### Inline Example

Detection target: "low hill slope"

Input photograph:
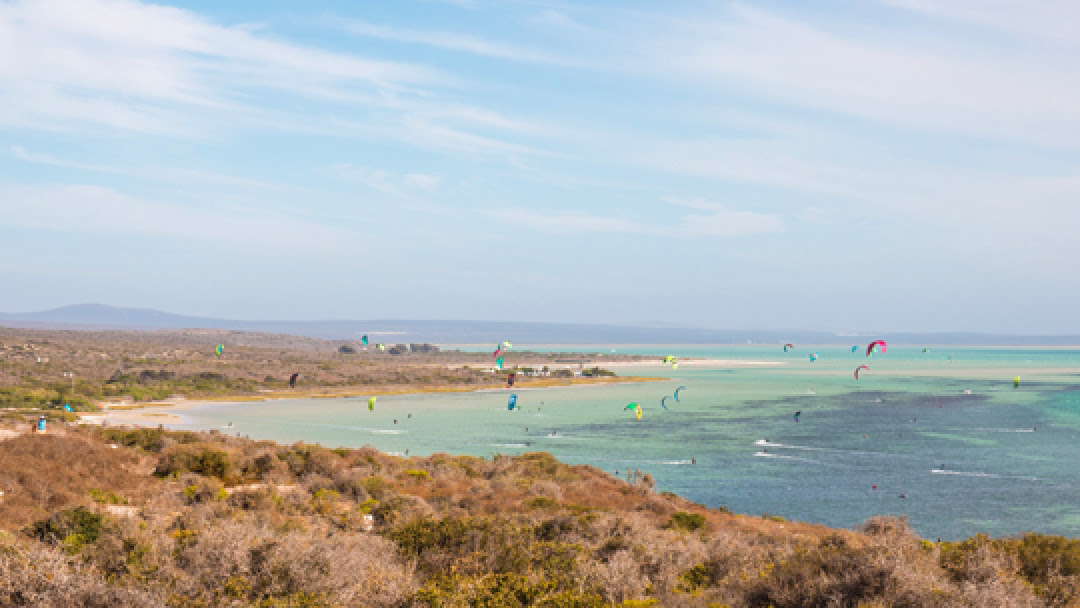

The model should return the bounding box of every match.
[0,426,1076,606]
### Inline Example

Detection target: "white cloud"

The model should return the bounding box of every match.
[333,164,442,197]
[878,0,1080,47]
[0,0,442,134]
[0,182,352,254]
[12,145,291,190]
[644,4,1080,148]
[490,208,659,235]
[665,197,782,236]
[338,17,563,64]
[527,9,595,35]
[492,200,782,238]
[403,173,442,191]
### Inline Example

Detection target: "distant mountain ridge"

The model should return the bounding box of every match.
[1,303,1078,346]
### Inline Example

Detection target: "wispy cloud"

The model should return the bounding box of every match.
[332,164,442,198]
[526,9,596,35]
[492,200,782,238]
[0,182,352,255]
[337,17,564,64]
[0,0,442,135]
[639,4,1080,148]
[878,0,1080,46]
[490,208,658,235]
[11,145,290,190]
[665,197,783,236]
[12,145,117,173]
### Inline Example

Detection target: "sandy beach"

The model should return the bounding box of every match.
[78,374,668,427]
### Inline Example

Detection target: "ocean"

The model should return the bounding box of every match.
[141,345,1080,540]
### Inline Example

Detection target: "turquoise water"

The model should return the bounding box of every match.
[148,345,1080,540]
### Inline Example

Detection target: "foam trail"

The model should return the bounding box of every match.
[754,451,819,463]
[931,469,1037,480]
[490,443,527,448]
[372,429,407,435]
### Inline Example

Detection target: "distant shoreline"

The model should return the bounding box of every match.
[87,356,780,413]
[80,373,670,426]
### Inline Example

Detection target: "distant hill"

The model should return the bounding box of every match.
[1,303,1078,345]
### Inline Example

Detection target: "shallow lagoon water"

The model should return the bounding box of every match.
[147,345,1080,540]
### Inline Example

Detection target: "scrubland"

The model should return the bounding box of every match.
[0,327,634,416]
[2,426,1079,607]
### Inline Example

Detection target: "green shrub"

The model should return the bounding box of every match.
[666,511,707,532]
[403,468,431,481]
[154,445,232,480]
[389,517,492,557]
[414,572,605,607]
[28,507,105,548]
[89,488,126,505]
[677,564,712,592]
[527,496,558,510]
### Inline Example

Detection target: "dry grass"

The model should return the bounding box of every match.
[0,426,1072,606]
[0,429,156,530]
[0,326,651,415]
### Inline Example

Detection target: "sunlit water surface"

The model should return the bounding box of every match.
[141,345,1080,540]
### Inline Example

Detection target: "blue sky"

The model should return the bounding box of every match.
[2,0,1078,332]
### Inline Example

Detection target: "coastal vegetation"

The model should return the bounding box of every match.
[0,327,639,418]
[1,425,1078,606]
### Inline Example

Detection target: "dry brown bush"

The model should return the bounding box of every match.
[0,538,164,607]
[2,426,1078,606]
[0,433,154,529]
[585,548,648,603]
[528,480,564,502]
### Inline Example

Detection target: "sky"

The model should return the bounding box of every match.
[2,0,1079,333]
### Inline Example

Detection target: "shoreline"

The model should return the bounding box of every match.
[80,374,666,426]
